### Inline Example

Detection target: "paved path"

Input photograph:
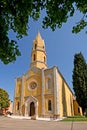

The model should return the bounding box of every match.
[0,116,87,130]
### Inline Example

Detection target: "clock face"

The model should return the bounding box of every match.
[29,82,37,90]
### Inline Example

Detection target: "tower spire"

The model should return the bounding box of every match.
[30,32,47,69]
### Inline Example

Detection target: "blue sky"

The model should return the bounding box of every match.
[1,10,87,101]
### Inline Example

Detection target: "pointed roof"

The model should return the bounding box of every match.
[36,31,42,40]
[33,32,45,47]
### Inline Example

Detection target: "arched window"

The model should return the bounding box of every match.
[17,102,20,110]
[35,44,37,49]
[33,54,36,61]
[44,56,46,63]
[48,100,52,111]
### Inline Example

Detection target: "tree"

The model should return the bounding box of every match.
[0,88,10,109]
[72,52,87,114]
[1,0,87,64]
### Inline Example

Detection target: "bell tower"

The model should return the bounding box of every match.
[30,32,47,69]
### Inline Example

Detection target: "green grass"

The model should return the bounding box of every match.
[0,114,4,116]
[62,116,87,121]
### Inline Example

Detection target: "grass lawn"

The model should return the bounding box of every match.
[0,114,4,116]
[62,116,87,121]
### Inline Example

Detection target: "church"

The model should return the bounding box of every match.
[13,32,82,119]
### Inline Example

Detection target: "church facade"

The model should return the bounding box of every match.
[13,32,82,118]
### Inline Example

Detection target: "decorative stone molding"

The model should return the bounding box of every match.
[25,96,38,117]
[28,80,38,91]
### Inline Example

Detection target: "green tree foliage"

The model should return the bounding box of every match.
[72,52,87,113]
[1,0,87,64]
[0,88,10,109]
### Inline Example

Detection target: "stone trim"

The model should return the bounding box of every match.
[20,75,24,115]
[42,68,45,116]
[53,67,60,115]
[25,96,38,118]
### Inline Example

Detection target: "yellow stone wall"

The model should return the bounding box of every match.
[58,71,74,117]
[13,78,22,114]
[73,100,83,116]
[15,78,22,97]
[13,66,82,117]
[36,51,46,62]
[25,69,42,116]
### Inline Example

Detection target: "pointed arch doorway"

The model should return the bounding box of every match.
[30,102,35,116]
[25,96,38,118]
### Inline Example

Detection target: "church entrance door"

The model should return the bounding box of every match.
[30,102,35,116]
[25,96,38,117]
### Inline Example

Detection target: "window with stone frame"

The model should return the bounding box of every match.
[48,100,52,111]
